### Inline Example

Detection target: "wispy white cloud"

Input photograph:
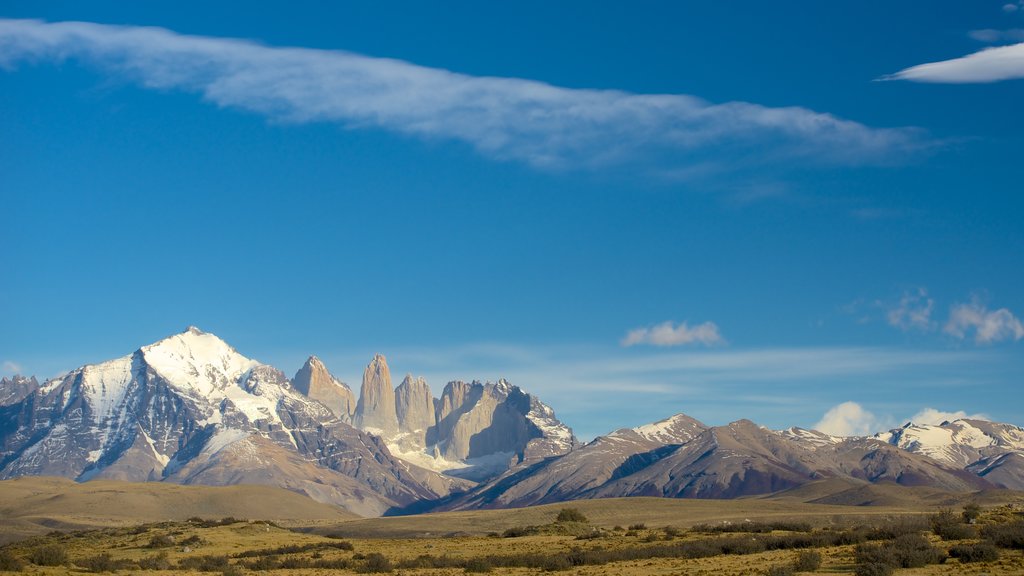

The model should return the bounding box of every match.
[969,28,1024,43]
[2,360,22,374]
[945,298,1024,344]
[886,288,935,332]
[814,401,888,436]
[883,42,1024,83]
[0,19,928,174]
[908,407,989,426]
[1005,2,1024,13]
[621,321,725,347]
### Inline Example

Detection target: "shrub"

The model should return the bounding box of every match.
[931,508,975,540]
[146,534,176,548]
[177,554,230,571]
[962,503,982,523]
[464,558,493,573]
[358,553,393,573]
[949,542,1000,563]
[856,534,943,571]
[137,552,171,570]
[663,525,681,538]
[556,508,588,523]
[628,523,646,530]
[0,549,25,572]
[854,562,893,576]
[765,565,794,576]
[79,552,133,573]
[540,554,572,572]
[502,526,540,538]
[28,544,67,566]
[982,520,1024,549]
[793,549,822,571]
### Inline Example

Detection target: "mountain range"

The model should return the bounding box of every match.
[1,327,1022,516]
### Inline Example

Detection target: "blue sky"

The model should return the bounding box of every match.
[1,1,1022,440]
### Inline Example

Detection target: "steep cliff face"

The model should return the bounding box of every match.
[353,354,399,435]
[395,374,435,445]
[291,356,355,420]
[366,376,578,482]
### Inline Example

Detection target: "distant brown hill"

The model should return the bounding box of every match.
[0,476,355,544]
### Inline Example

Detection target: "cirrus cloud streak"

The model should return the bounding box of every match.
[0,19,927,173]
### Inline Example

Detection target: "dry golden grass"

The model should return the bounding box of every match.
[3,478,1024,575]
[0,476,355,544]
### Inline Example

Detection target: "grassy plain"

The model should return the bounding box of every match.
[2,478,1024,575]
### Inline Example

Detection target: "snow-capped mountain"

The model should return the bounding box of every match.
[0,328,460,516]
[1,328,1021,515]
[874,419,1024,489]
[0,327,577,514]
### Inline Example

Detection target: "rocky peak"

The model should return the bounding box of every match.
[292,355,355,419]
[353,353,398,434]
[395,374,436,443]
[0,374,39,406]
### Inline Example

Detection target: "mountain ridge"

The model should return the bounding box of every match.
[1,326,1021,516]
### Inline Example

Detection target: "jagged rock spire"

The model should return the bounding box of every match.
[353,353,399,434]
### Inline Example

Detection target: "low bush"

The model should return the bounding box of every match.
[0,549,25,572]
[628,523,646,530]
[146,534,176,548]
[855,533,944,572]
[854,562,893,576]
[555,508,588,523]
[79,552,134,573]
[693,520,812,533]
[793,549,822,571]
[962,503,982,523]
[501,525,540,538]
[948,542,1000,563]
[982,520,1024,549]
[358,552,393,573]
[137,552,171,570]
[28,544,67,566]
[765,565,794,576]
[931,508,976,540]
[177,554,230,571]
[464,557,493,573]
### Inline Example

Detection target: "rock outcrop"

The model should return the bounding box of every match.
[291,356,355,420]
[353,354,399,435]
[0,375,38,406]
[395,374,435,445]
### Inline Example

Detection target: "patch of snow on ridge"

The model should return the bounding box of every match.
[781,427,841,448]
[80,355,135,444]
[632,414,700,444]
[527,400,574,443]
[141,327,258,397]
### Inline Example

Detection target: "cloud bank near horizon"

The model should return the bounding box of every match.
[814,401,989,437]
[0,19,927,174]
